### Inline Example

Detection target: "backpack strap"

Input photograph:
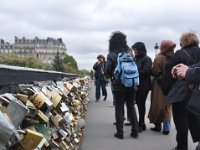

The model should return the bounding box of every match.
[183,49,196,63]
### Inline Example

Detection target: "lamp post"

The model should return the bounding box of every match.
[154,43,159,56]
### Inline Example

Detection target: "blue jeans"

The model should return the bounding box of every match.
[95,77,107,101]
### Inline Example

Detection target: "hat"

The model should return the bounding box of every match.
[160,40,176,53]
[97,54,105,59]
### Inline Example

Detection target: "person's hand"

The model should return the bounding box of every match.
[175,64,189,79]
[171,64,189,79]
[171,65,178,78]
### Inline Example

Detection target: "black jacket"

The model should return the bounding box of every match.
[106,51,135,92]
[93,61,106,78]
[185,61,200,84]
[136,55,152,91]
[166,45,200,102]
[167,45,200,78]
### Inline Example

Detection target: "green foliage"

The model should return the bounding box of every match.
[0,54,51,70]
[52,51,64,71]
[78,69,90,77]
[62,54,78,73]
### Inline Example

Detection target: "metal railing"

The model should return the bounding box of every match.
[0,64,77,93]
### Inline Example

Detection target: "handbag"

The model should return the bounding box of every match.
[186,84,200,116]
[167,80,190,104]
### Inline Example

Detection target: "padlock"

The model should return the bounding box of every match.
[60,102,69,113]
[26,100,37,117]
[0,111,19,148]
[52,131,59,140]
[37,110,49,123]
[56,81,70,98]
[63,112,74,124]
[36,137,46,149]
[18,129,43,150]
[51,88,62,108]
[7,100,29,128]
[16,93,29,104]
[30,91,53,115]
[51,113,63,128]
[64,82,74,92]
[29,92,45,109]
[59,141,70,150]
[58,129,68,140]
[41,87,52,99]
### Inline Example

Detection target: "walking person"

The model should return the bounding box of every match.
[106,31,139,139]
[131,42,152,132]
[148,40,176,135]
[93,54,107,102]
[165,32,200,150]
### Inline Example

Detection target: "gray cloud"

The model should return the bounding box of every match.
[1,0,200,70]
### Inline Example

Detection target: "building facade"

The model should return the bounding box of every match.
[0,37,67,65]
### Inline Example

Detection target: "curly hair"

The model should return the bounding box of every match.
[180,32,199,48]
[108,31,129,52]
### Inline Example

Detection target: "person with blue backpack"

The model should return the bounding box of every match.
[106,31,139,139]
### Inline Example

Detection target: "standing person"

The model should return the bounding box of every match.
[131,42,152,132]
[93,54,107,102]
[106,31,139,139]
[166,32,200,150]
[148,40,176,135]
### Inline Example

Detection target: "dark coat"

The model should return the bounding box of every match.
[93,61,106,79]
[166,45,200,103]
[136,55,152,91]
[106,51,135,92]
[132,42,152,91]
[185,61,200,84]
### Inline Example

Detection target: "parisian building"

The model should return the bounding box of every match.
[0,36,67,65]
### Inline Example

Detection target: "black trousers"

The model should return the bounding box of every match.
[173,102,200,150]
[136,90,149,124]
[113,91,139,134]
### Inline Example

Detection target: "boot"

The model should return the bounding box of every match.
[151,123,161,132]
[139,123,146,132]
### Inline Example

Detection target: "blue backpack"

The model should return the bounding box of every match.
[114,52,139,88]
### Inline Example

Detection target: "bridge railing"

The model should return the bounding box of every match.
[0,64,77,93]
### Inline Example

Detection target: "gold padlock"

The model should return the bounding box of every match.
[18,129,43,150]
[37,110,49,123]
[16,93,29,104]
[51,89,62,108]
[29,93,45,109]
[51,113,63,128]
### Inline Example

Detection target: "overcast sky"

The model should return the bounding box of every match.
[1,0,200,70]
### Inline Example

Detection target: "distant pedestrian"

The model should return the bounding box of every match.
[93,54,107,102]
[106,31,139,139]
[148,40,176,135]
[132,42,152,132]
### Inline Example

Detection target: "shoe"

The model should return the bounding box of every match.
[114,133,124,139]
[130,132,139,139]
[103,95,107,101]
[151,124,161,132]
[151,127,161,132]
[162,131,169,135]
[95,99,100,102]
[124,122,131,126]
[196,142,200,150]
[139,123,146,132]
